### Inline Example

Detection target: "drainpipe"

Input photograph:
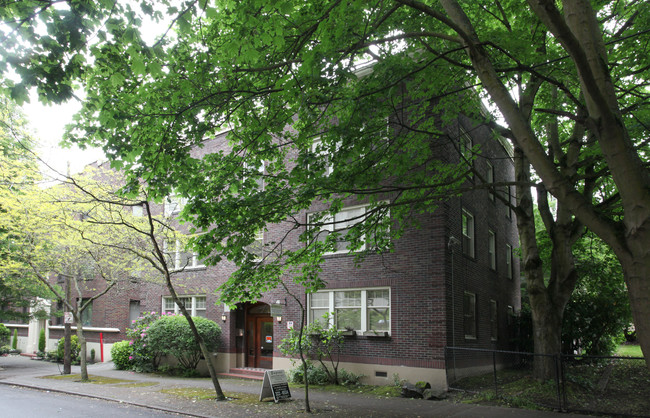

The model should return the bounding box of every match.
[448,235,460,378]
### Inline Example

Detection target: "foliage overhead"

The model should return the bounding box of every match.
[0,91,53,321]
[1,0,648,360]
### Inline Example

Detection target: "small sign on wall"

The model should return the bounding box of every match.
[265,335,272,343]
[287,321,294,329]
[64,312,73,324]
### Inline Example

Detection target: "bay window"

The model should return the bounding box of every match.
[309,288,390,334]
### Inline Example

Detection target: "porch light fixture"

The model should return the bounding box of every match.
[276,315,282,323]
[221,313,227,322]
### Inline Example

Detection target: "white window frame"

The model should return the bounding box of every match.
[308,287,391,335]
[490,299,498,341]
[506,244,513,280]
[246,229,264,261]
[459,126,473,178]
[506,185,513,219]
[164,194,188,216]
[310,137,340,176]
[488,230,496,271]
[461,208,475,258]
[132,205,144,217]
[308,204,370,255]
[164,239,205,271]
[486,161,495,201]
[507,305,515,326]
[162,295,207,317]
[463,291,477,340]
[243,160,265,190]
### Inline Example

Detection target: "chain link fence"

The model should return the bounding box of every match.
[445,346,649,417]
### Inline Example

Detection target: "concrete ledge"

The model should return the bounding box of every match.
[48,326,120,333]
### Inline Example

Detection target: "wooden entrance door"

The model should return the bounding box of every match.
[246,316,273,368]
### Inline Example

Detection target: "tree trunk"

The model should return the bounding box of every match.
[621,246,650,362]
[166,275,227,401]
[77,323,88,382]
[530,297,562,379]
[299,306,311,413]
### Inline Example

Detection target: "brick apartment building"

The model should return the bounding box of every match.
[5,114,520,389]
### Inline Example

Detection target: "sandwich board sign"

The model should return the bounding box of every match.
[259,369,291,402]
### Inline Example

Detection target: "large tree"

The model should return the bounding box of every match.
[0,91,53,321]
[1,0,648,373]
[0,164,158,381]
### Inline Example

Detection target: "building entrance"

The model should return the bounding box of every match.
[245,303,273,369]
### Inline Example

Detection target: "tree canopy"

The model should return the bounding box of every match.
[0,91,53,321]
[1,0,648,363]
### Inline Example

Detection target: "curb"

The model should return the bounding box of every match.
[0,380,212,418]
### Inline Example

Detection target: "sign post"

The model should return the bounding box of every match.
[259,369,291,402]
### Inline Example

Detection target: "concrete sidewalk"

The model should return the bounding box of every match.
[0,355,587,417]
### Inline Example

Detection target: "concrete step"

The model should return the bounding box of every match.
[218,367,266,381]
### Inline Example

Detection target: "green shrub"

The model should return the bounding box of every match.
[38,329,46,352]
[110,340,133,370]
[147,314,221,371]
[279,312,348,385]
[57,335,81,363]
[125,311,161,372]
[90,348,95,362]
[12,329,17,349]
[0,324,9,346]
[338,368,363,386]
[288,363,331,385]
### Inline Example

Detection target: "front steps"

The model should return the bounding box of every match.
[218,367,266,380]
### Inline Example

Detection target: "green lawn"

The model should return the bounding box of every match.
[616,344,643,358]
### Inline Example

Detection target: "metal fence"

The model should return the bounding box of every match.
[445,346,649,417]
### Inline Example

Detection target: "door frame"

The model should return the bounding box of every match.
[245,302,273,369]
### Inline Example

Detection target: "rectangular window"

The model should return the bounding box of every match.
[309,292,330,327]
[462,209,475,258]
[162,295,207,317]
[54,300,64,326]
[506,244,513,280]
[243,160,265,190]
[506,186,512,219]
[309,204,369,255]
[164,195,188,216]
[490,299,498,341]
[164,239,205,270]
[488,230,496,270]
[79,298,93,327]
[335,290,362,331]
[308,288,390,334]
[129,300,141,326]
[366,288,390,332]
[245,229,264,261]
[463,292,476,339]
[310,137,339,176]
[459,126,473,179]
[486,161,495,201]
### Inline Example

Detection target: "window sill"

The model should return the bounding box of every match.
[48,325,121,333]
[172,265,207,272]
[363,331,390,338]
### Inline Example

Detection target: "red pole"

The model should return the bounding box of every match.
[100,332,104,362]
